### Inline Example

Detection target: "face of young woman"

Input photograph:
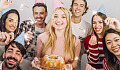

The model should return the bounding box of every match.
[52,9,67,30]
[92,15,104,35]
[5,13,18,33]
[105,33,120,56]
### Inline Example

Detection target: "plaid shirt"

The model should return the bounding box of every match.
[18,20,45,60]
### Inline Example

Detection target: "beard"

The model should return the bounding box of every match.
[4,56,21,69]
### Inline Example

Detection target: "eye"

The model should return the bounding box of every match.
[99,21,103,24]
[92,22,96,24]
[73,3,78,6]
[62,16,66,18]
[106,41,111,45]
[16,52,20,55]
[54,15,58,18]
[8,19,13,22]
[80,4,84,7]
[115,38,119,42]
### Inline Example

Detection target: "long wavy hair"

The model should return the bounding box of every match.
[91,12,108,39]
[103,29,119,70]
[0,9,20,38]
[42,7,76,61]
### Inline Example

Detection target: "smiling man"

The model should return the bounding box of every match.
[0,41,26,70]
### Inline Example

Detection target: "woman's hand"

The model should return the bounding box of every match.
[89,34,97,45]
[105,17,120,30]
[31,57,41,69]
[0,32,14,46]
[86,64,96,70]
[65,64,73,70]
[0,0,13,11]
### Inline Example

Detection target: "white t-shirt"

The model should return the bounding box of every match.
[71,20,91,38]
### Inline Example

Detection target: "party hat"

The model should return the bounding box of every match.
[1,8,11,15]
[35,0,43,4]
[53,0,64,10]
[86,0,88,2]
[14,31,25,47]
[98,4,106,14]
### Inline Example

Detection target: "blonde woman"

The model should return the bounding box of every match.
[31,7,81,69]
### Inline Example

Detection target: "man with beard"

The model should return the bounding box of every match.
[70,0,91,70]
[19,2,48,61]
[0,32,26,70]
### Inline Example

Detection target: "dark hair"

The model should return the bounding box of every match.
[32,3,47,12]
[91,12,108,38]
[5,41,26,57]
[103,28,119,70]
[70,0,88,16]
[0,9,20,38]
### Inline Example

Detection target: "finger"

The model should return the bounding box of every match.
[4,32,10,45]
[9,32,14,41]
[1,32,6,42]
[27,31,33,35]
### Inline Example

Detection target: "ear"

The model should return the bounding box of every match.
[46,11,48,16]
[3,52,5,58]
[20,57,24,63]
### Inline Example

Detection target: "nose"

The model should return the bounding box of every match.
[112,41,117,48]
[95,23,100,27]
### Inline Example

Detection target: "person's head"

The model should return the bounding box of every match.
[103,29,120,70]
[91,12,108,37]
[32,3,48,25]
[3,41,26,69]
[70,0,88,17]
[0,9,20,35]
[42,7,75,60]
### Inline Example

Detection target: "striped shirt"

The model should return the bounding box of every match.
[84,35,104,69]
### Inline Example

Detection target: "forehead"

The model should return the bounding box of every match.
[73,0,85,5]
[93,15,102,21]
[105,33,120,41]
[54,9,65,15]
[7,13,18,20]
[7,43,20,52]
[33,6,45,12]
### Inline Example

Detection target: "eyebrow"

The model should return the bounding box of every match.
[106,37,119,41]
[10,44,21,53]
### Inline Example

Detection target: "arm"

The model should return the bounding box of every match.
[103,58,110,70]
[84,35,99,63]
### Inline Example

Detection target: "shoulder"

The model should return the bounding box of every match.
[84,35,91,41]
[37,32,49,42]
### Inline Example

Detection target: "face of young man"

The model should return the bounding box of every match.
[3,43,23,69]
[33,6,47,25]
[71,0,86,17]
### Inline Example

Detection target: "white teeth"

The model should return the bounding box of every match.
[96,29,100,30]
[10,27,15,29]
[56,23,62,25]
[76,11,80,13]
[9,60,14,62]
[113,48,119,52]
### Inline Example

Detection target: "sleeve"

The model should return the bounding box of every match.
[84,36,99,63]
[103,58,110,70]
[36,35,44,58]
[72,38,81,68]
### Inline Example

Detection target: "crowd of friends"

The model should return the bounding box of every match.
[0,0,120,70]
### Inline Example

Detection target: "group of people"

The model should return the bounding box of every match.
[0,0,120,70]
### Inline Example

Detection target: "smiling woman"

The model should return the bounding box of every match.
[0,9,20,38]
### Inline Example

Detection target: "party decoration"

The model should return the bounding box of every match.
[14,31,25,47]
[53,0,64,10]
[35,0,43,4]
[1,8,11,15]
[98,4,106,14]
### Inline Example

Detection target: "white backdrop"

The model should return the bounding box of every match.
[4,0,120,24]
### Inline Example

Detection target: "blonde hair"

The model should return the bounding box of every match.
[42,7,76,61]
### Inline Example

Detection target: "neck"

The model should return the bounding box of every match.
[71,15,82,24]
[55,29,65,38]
[2,62,17,70]
[116,55,120,61]
[97,33,103,38]
[35,22,45,28]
